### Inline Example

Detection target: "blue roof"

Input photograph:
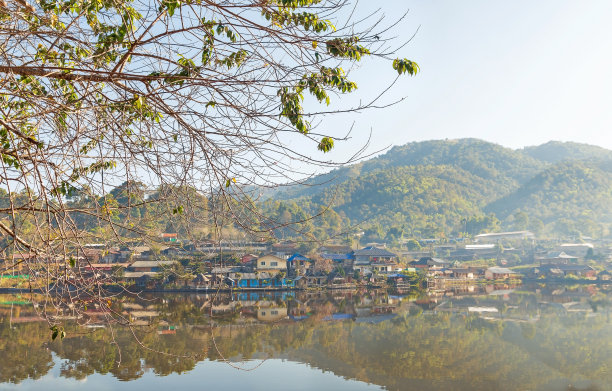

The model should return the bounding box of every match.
[287,253,312,262]
[321,253,354,261]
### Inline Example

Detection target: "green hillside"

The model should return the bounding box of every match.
[521,141,612,164]
[275,138,544,201]
[271,139,612,240]
[485,160,612,237]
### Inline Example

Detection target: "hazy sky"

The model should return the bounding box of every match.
[308,0,612,163]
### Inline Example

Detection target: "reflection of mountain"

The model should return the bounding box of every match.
[1,288,611,390]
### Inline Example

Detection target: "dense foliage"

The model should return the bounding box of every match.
[273,138,612,240]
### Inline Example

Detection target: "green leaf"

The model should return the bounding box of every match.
[317,137,334,153]
[392,58,420,76]
[69,257,76,268]
[206,101,216,108]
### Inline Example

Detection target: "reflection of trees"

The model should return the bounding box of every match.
[1,289,612,390]
[0,322,53,383]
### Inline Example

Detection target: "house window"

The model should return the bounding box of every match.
[260,261,266,266]
[271,310,278,315]
[261,311,266,316]
[271,262,278,266]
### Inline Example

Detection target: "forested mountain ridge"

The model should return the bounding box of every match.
[274,138,545,201]
[270,139,612,240]
[521,141,612,164]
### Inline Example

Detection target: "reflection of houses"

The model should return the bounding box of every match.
[227,272,295,289]
[257,300,288,322]
[484,267,521,280]
[257,307,287,322]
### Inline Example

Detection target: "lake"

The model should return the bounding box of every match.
[1,284,611,390]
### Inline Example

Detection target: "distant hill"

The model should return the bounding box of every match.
[275,138,544,201]
[521,141,612,164]
[269,139,612,240]
[485,160,612,235]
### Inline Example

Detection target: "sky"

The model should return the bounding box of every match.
[307,0,612,164]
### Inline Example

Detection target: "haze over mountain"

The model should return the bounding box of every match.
[267,139,612,241]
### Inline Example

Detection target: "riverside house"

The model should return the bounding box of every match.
[485,267,520,280]
[256,255,287,274]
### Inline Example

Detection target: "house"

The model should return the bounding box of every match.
[370,262,394,274]
[353,246,398,265]
[160,233,178,242]
[537,251,578,265]
[410,257,450,269]
[320,252,355,269]
[269,242,298,259]
[484,267,520,280]
[287,253,313,277]
[474,231,534,242]
[318,245,353,254]
[598,270,612,281]
[559,243,594,257]
[240,254,258,264]
[538,264,597,279]
[450,268,475,279]
[256,254,287,274]
[305,271,328,287]
[211,266,243,277]
[451,244,497,261]
[128,260,178,272]
[191,273,212,288]
[122,271,158,287]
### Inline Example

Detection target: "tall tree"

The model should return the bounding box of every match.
[0,0,418,317]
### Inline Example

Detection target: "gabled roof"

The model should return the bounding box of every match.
[321,253,354,261]
[551,264,594,272]
[287,253,313,262]
[130,260,177,268]
[318,245,353,253]
[486,267,517,274]
[353,246,398,257]
[412,257,449,266]
[543,251,577,259]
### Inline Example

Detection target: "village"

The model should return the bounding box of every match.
[5,230,611,293]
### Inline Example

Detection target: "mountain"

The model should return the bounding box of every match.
[269,139,612,240]
[485,160,612,236]
[521,141,612,164]
[275,138,544,201]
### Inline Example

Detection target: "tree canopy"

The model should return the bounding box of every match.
[0,0,418,311]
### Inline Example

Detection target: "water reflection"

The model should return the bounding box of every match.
[1,284,611,390]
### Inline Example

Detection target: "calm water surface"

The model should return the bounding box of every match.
[1,284,612,390]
